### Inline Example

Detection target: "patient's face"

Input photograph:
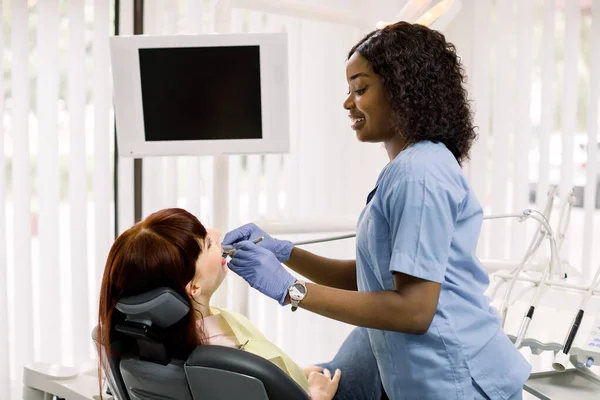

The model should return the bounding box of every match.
[194,229,227,296]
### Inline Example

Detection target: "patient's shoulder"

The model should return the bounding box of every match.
[218,308,264,336]
[218,307,249,322]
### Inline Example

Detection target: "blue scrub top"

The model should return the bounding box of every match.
[356,141,531,400]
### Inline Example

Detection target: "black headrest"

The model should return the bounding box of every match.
[116,287,190,329]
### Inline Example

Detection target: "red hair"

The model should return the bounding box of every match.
[97,208,208,395]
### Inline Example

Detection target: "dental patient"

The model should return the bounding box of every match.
[97,207,340,399]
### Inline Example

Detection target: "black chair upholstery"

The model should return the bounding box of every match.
[92,327,130,400]
[94,287,310,400]
[187,345,310,400]
[120,357,192,400]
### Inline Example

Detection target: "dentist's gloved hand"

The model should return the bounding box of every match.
[222,223,294,263]
[228,240,296,306]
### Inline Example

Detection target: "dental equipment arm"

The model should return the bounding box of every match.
[491,192,557,327]
[514,209,561,348]
[522,187,557,273]
[500,188,557,277]
[552,265,600,371]
[482,210,548,327]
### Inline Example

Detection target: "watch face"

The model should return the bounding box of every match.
[290,284,306,300]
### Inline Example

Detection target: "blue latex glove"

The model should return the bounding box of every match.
[228,240,296,306]
[222,223,294,263]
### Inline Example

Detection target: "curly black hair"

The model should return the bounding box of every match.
[349,22,477,165]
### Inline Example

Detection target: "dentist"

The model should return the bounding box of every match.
[224,22,531,400]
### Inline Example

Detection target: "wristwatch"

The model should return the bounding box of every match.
[288,281,307,312]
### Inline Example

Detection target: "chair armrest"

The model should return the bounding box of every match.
[186,345,310,400]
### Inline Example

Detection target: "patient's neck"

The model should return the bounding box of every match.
[191,293,213,319]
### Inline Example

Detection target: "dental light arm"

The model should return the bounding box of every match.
[375,0,461,31]
[394,0,432,23]
[414,0,459,28]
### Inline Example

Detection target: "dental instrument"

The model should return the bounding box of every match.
[552,264,600,371]
[223,234,356,258]
[513,209,561,348]
[222,236,264,257]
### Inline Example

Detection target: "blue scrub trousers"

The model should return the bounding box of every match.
[318,327,386,400]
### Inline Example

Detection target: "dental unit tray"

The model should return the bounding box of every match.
[524,368,600,400]
[490,293,600,367]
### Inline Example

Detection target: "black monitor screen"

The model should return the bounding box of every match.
[138,46,262,142]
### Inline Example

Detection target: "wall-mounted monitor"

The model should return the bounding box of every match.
[109,33,289,157]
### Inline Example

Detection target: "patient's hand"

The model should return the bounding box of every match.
[303,365,324,378]
[308,368,341,400]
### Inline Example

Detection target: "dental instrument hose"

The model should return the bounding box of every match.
[520,188,556,271]
[552,265,600,371]
[293,233,357,246]
[513,209,560,348]
[223,234,357,258]
[483,207,554,328]
[283,193,557,254]
[499,238,539,328]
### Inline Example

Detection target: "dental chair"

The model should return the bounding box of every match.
[95,287,310,400]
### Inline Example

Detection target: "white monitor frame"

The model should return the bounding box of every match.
[109,32,289,157]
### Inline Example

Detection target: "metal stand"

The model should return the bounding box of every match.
[211,2,236,310]
[133,0,144,223]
